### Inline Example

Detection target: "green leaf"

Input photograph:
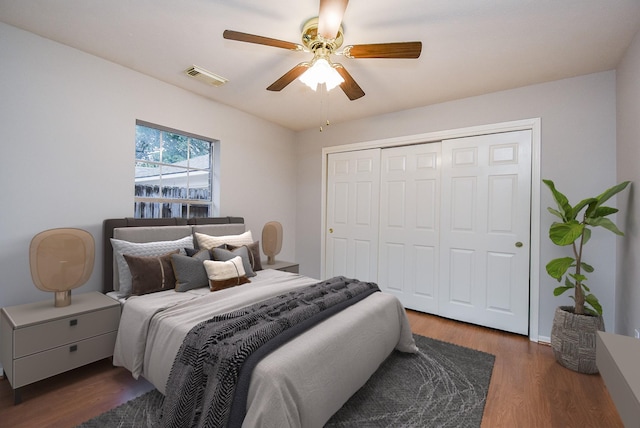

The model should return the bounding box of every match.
[547,207,565,220]
[576,198,598,218]
[581,283,590,292]
[582,227,591,245]
[554,286,573,296]
[580,262,594,273]
[543,180,572,221]
[549,221,584,246]
[584,308,599,317]
[569,273,587,283]
[546,257,575,280]
[594,181,631,208]
[592,206,618,218]
[585,294,603,316]
[564,277,575,287]
[589,217,624,235]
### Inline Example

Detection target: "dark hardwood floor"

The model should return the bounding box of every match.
[0,310,622,428]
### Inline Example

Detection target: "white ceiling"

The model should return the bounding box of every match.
[2,0,640,131]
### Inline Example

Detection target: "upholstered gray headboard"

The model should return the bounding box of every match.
[102,217,244,293]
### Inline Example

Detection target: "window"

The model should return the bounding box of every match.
[134,121,217,218]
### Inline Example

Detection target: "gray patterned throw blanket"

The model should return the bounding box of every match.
[160,276,380,428]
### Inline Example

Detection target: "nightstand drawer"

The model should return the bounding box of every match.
[13,305,120,358]
[12,331,117,388]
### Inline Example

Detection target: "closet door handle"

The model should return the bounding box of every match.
[329,228,334,233]
[515,241,523,248]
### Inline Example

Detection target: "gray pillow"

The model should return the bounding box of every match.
[227,241,263,271]
[171,250,211,292]
[212,246,256,277]
[111,235,194,297]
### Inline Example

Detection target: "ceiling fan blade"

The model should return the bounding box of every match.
[267,63,310,91]
[318,0,349,40]
[334,65,365,100]
[223,30,303,51]
[344,41,422,59]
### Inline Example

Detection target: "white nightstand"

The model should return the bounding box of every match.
[0,291,120,404]
[262,260,299,274]
[596,331,640,427]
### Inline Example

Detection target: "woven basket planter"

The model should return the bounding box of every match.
[550,306,605,374]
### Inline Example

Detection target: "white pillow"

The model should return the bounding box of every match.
[111,235,194,297]
[195,231,253,250]
[203,256,251,291]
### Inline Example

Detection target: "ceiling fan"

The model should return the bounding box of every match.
[223,0,422,101]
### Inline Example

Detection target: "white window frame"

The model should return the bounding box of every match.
[134,120,220,218]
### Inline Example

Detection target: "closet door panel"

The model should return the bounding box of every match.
[450,176,477,231]
[382,242,405,292]
[486,251,516,312]
[326,149,381,282]
[440,130,531,335]
[379,143,441,313]
[330,238,348,277]
[415,179,436,229]
[449,248,474,305]
[413,245,436,298]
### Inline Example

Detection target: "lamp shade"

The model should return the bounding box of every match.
[298,58,344,91]
[29,228,95,307]
[261,221,283,265]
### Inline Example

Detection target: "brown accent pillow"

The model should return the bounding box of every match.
[124,250,179,295]
[208,275,251,291]
[227,241,263,271]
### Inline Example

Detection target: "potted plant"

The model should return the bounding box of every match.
[543,179,630,374]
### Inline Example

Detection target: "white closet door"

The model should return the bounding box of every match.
[439,130,532,335]
[325,149,381,282]
[378,144,441,313]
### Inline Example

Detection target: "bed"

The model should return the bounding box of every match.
[102,217,417,428]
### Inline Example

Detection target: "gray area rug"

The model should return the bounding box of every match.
[77,334,494,428]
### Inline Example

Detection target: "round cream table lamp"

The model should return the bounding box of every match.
[262,221,283,265]
[29,228,95,307]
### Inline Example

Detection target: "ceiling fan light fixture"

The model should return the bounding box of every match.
[299,58,344,91]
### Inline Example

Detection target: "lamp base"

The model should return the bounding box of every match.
[54,290,71,307]
[267,255,276,265]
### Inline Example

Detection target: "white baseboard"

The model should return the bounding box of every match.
[538,335,551,344]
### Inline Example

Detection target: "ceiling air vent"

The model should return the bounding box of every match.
[184,65,228,87]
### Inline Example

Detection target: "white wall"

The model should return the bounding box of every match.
[295,71,618,340]
[616,28,640,338]
[0,22,297,311]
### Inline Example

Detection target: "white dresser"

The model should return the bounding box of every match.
[0,291,120,404]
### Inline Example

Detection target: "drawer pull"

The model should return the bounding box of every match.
[70,319,78,326]
[70,345,78,352]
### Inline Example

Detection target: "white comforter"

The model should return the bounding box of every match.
[113,270,417,428]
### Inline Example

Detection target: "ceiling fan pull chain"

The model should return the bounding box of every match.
[319,83,332,132]
[319,84,326,131]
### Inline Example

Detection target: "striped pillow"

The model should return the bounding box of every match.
[203,256,251,291]
[194,231,253,250]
